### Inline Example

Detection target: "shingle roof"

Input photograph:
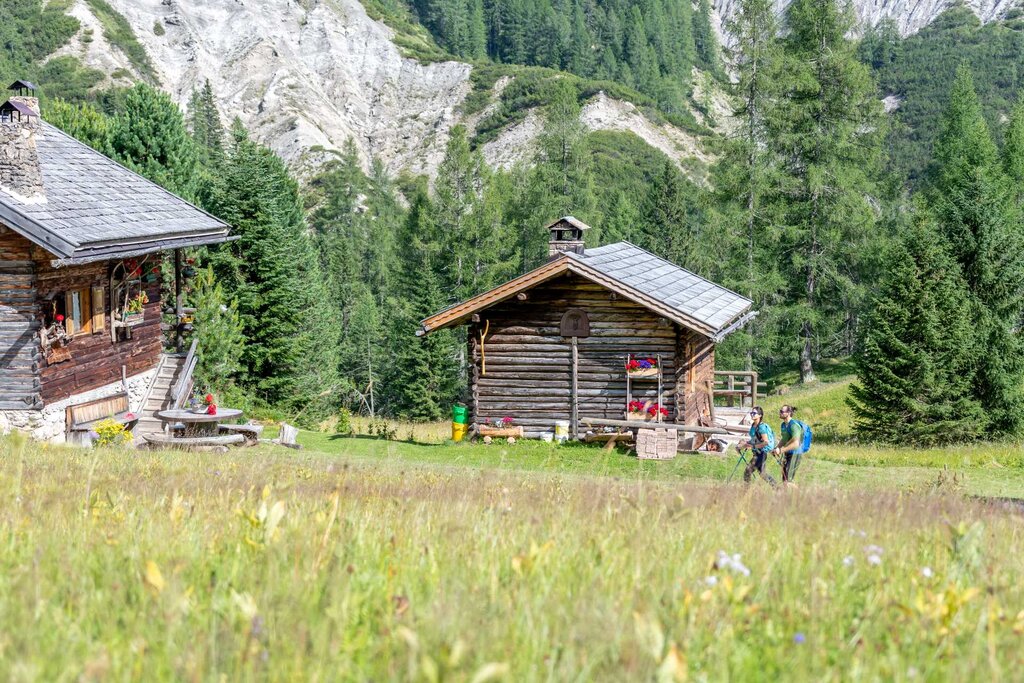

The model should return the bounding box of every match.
[421,240,754,341]
[0,122,230,261]
[570,242,751,333]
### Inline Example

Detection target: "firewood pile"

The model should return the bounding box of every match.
[636,427,677,460]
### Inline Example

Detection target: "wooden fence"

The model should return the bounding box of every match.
[712,371,767,408]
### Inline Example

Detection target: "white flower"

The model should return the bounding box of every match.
[864,545,884,555]
[715,550,751,577]
[921,566,933,578]
[867,554,882,566]
[842,555,854,567]
[704,576,718,586]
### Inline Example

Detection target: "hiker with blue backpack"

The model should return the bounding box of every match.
[773,405,811,484]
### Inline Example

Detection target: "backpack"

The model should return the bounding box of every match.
[750,422,775,451]
[792,419,812,454]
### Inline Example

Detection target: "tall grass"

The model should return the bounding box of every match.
[1,435,1022,680]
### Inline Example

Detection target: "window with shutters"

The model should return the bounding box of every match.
[47,286,105,337]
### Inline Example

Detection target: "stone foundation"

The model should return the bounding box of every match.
[0,368,156,443]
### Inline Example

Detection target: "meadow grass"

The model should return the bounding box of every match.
[2,434,1023,681]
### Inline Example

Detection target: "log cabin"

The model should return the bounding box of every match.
[419,217,755,447]
[0,82,230,442]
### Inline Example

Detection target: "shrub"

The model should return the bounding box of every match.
[92,418,132,447]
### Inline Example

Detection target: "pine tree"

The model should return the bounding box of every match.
[766,0,885,383]
[642,158,699,267]
[848,209,985,446]
[109,83,198,200]
[45,98,112,153]
[388,193,460,421]
[928,66,1024,434]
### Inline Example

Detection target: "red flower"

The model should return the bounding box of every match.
[55,314,64,323]
[204,393,214,405]
[626,359,641,370]
[125,412,135,420]
[207,404,217,415]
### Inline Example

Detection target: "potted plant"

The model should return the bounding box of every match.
[626,355,659,378]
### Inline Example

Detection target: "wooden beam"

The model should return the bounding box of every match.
[582,418,727,435]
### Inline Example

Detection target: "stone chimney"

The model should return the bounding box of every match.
[0,80,44,204]
[546,216,590,259]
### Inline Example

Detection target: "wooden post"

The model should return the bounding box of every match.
[571,335,579,439]
[173,248,184,353]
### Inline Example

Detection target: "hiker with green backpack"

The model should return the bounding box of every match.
[773,405,812,484]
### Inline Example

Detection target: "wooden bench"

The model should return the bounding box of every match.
[143,433,245,450]
[66,392,137,445]
[219,423,264,446]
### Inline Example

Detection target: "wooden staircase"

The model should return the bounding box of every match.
[133,342,197,444]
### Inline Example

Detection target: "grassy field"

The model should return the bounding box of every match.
[2,433,1023,681]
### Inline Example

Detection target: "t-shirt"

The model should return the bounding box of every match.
[748,422,775,452]
[779,419,804,453]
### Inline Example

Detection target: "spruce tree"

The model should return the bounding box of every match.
[848,209,985,446]
[187,80,225,167]
[209,124,341,421]
[928,66,1024,434]
[189,267,245,390]
[692,0,720,74]
[1003,97,1024,204]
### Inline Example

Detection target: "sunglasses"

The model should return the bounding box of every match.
[749,411,759,417]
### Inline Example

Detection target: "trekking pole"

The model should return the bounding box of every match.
[726,447,749,483]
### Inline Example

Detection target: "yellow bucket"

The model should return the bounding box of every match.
[452,422,468,442]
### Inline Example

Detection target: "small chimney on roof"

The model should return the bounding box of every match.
[0,80,44,204]
[546,216,590,259]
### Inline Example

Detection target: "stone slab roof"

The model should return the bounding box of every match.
[0,122,230,262]
[570,242,751,334]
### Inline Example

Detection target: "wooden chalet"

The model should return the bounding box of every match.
[420,217,754,445]
[0,82,230,442]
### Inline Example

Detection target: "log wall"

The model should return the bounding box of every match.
[30,244,163,403]
[467,275,715,433]
[0,230,41,409]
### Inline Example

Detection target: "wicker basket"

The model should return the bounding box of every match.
[626,367,659,378]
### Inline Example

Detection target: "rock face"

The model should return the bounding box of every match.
[68,0,472,176]
[714,0,1021,37]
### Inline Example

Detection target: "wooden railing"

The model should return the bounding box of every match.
[170,339,199,410]
[712,371,767,408]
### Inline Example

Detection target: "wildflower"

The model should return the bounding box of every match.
[704,576,718,586]
[921,566,933,578]
[842,556,854,567]
[793,633,806,644]
[864,544,884,555]
[867,554,882,566]
[715,551,751,577]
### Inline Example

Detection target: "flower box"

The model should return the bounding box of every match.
[626,367,659,378]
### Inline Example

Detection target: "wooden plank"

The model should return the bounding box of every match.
[582,418,726,434]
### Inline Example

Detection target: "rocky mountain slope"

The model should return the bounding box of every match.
[53,0,715,180]
[713,0,1021,37]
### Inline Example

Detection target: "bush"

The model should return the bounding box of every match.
[92,418,132,447]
